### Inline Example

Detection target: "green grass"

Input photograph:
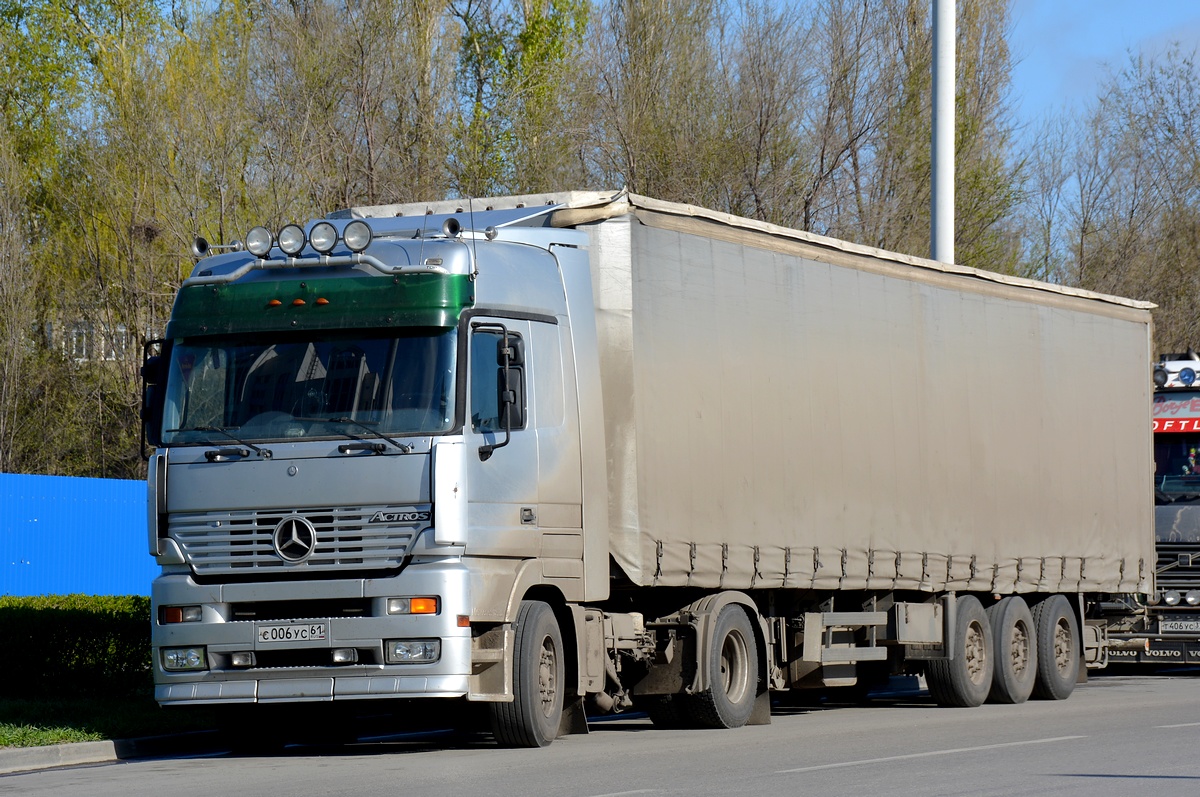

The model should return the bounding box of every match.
[0,697,218,748]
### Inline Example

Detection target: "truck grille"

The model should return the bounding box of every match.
[1156,543,1200,590]
[169,505,429,576]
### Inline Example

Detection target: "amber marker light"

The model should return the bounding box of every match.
[267,299,282,307]
[457,615,470,628]
[315,297,329,306]
[292,298,306,306]
[410,597,439,614]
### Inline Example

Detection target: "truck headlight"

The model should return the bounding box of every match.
[386,597,439,615]
[1186,591,1200,606]
[162,647,208,671]
[385,639,440,664]
[161,605,202,623]
[1165,590,1183,606]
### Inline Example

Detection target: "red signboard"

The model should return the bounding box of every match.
[1153,392,1200,432]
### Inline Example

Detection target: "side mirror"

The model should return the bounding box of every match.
[498,367,525,428]
[497,336,524,367]
[141,340,168,454]
[475,323,525,461]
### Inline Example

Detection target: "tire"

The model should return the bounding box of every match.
[490,600,564,747]
[1030,595,1080,701]
[685,605,759,729]
[985,597,1037,704]
[640,695,690,729]
[926,595,993,708]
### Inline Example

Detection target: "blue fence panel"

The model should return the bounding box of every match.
[0,472,155,596]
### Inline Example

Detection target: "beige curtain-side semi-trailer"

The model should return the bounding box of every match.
[577,195,1154,597]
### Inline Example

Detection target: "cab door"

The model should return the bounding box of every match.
[465,317,540,558]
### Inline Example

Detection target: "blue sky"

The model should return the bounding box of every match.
[1008,0,1200,125]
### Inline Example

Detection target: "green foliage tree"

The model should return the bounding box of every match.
[1028,46,1200,352]
[12,0,1200,475]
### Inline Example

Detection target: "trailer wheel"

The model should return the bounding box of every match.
[985,597,1037,704]
[686,605,758,729]
[926,595,993,707]
[1030,595,1079,701]
[490,600,564,747]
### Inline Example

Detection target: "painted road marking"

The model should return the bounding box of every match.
[776,735,1088,774]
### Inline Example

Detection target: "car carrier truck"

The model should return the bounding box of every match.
[1103,352,1200,665]
[143,190,1155,747]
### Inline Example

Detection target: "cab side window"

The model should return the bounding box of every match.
[470,329,526,433]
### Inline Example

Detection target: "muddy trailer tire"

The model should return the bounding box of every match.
[926,595,993,708]
[985,596,1037,704]
[490,600,564,747]
[1030,595,1080,701]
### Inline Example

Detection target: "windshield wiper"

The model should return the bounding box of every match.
[166,425,273,460]
[297,417,412,454]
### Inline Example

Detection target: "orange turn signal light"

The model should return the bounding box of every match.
[410,597,439,615]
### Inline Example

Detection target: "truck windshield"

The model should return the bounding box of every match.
[161,329,457,444]
[1156,435,1200,499]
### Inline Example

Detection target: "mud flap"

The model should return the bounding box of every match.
[559,695,591,736]
[748,689,772,726]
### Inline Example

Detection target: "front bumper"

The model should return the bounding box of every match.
[152,562,472,705]
[1107,635,1200,665]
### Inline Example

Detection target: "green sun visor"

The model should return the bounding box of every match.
[166,272,475,337]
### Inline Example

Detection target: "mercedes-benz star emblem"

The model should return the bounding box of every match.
[272,515,317,563]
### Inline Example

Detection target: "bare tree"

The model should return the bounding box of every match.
[0,132,36,472]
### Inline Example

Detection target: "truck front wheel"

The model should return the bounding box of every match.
[1030,595,1080,700]
[686,605,759,729]
[490,600,564,747]
[926,595,993,707]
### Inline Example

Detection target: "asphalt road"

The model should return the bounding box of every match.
[5,672,1200,797]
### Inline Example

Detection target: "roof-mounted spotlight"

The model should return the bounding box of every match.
[245,227,273,257]
[278,224,306,256]
[309,222,338,254]
[343,220,372,253]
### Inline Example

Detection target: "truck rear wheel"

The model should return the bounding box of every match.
[985,596,1037,704]
[1030,595,1079,700]
[926,595,993,707]
[490,600,564,747]
[686,605,758,729]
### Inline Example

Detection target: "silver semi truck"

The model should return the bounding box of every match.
[144,191,1155,746]
[1103,353,1200,665]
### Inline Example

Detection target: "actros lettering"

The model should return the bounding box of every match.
[369,511,431,524]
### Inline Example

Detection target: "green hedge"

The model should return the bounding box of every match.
[0,595,151,699]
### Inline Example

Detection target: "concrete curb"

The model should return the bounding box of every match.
[0,731,222,776]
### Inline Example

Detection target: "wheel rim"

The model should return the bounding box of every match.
[1011,622,1030,677]
[720,629,751,704]
[1053,618,1073,675]
[538,635,558,718]
[964,620,987,685]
